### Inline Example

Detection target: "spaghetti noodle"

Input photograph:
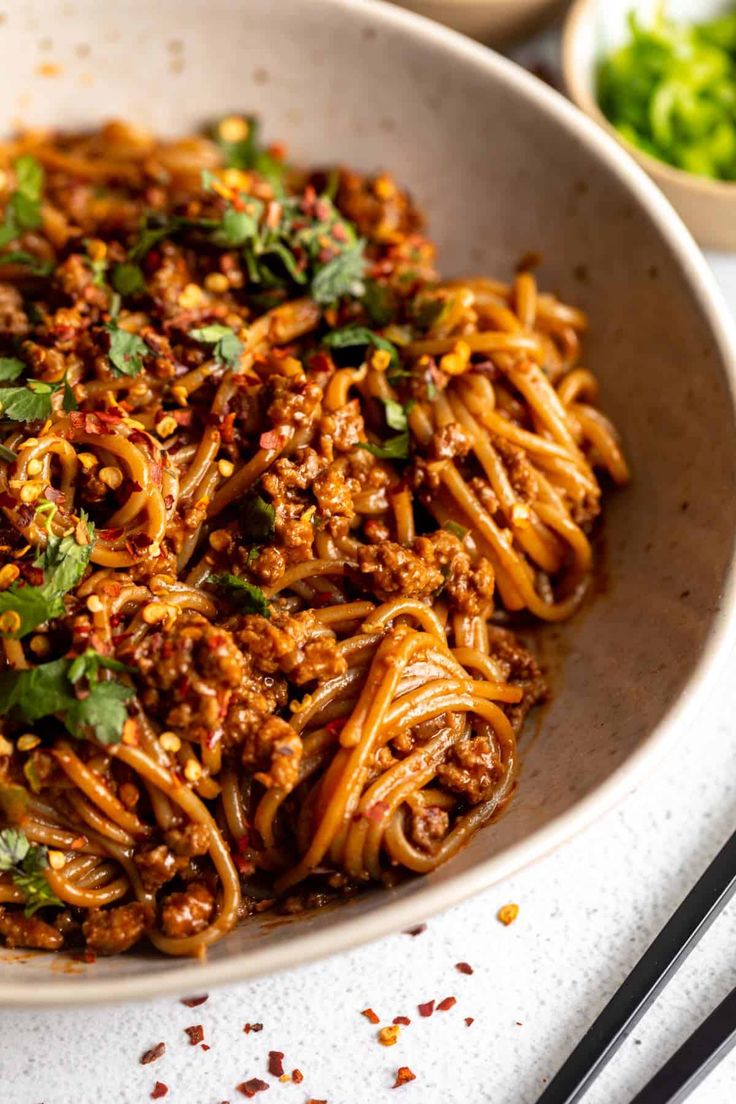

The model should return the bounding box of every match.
[0,118,627,957]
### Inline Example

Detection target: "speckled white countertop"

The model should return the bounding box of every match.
[2,38,736,1104]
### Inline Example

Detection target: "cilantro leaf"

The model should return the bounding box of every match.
[0,357,24,381]
[111,262,146,296]
[63,376,77,412]
[0,650,134,746]
[381,397,414,433]
[212,115,287,191]
[241,494,275,542]
[129,216,181,262]
[0,514,95,638]
[0,379,56,422]
[311,240,366,305]
[363,280,397,326]
[323,325,399,369]
[211,206,259,248]
[105,321,149,377]
[189,324,243,368]
[210,573,270,617]
[0,828,61,917]
[357,432,411,460]
[443,520,468,540]
[67,648,131,684]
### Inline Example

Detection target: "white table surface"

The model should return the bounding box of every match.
[3,54,736,1104]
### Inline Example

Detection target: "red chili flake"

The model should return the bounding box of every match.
[151,1084,168,1100]
[42,485,65,503]
[404,924,426,937]
[180,994,209,1008]
[184,1025,204,1046]
[201,1044,211,1052]
[140,1042,166,1065]
[292,1070,304,1085]
[465,1017,475,1027]
[236,856,256,876]
[364,800,389,824]
[71,949,96,963]
[437,996,456,1012]
[237,1079,269,1097]
[455,962,473,975]
[243,1023,263,1034]
[392,1067,416,1089]
[417,1000,434,1018]
[392,1016,411,1026]
[306,1100,327,1104]
[128,429,152,448]
[361,1008,380,1024]
[332,223,348,243]
[267,1052,285,1078]
[149,461,163,485]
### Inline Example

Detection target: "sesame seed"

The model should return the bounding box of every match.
[217,459,234,478]
[159,732,181,753]
[86,595,104,613]
[157,415,178,438]
[26,458,43,476]
[184,759,202,783]
[29,634,51,656]
[177,283,204,310]
[0,563,20,590]
[17,733,41,752]
[0,610,21,633]
[208,529,231,552]
[20,482,44,504]
[0,735,14,756]
[47,850,66,870]
[142,602,169,625]
[99,466,123,489]
[204,272,229,294]
[78,452,98,470]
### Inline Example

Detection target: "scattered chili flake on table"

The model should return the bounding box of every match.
[202,1044,211,1052]
[378,1025,400,1046]
[151,1083,168,1100]
[361,1008,380,1024]
[393,1016,411,1026]
[184,1025,204,1046]
[140,1042,166,1065]
[393,1067,416,1089]
[181,994,209,1007]
[237,1078,270,1097]
[455,962,473,975]
[267,1051,285,1077]
[465,1017,475,1027]
[292,1070,304,1084]
[404,923,426,937]
[243,1023,264,1034]
[437,996,456,1012]
[417,1000,435,1018]
[497,903,519,926]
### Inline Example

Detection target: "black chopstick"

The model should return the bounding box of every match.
[629,983,736,1104]
[535,828,736,1104]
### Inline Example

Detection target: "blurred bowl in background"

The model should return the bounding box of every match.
[393,0,567,46]
[564,0,736,250]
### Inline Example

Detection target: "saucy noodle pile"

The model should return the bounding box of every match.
[0,119,627,957]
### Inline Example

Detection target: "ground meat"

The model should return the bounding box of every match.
[135,844,182,892]
[444,554,495,616]
[410,805,450,852]
[313,462,358,520]
[147,242,191,311]
[235,609,346,685]
[487,628,548,731]
[0,283,29,336]
[319,399,364,453]
[355,540,444,600]
[262,447,323,496]
[241,713,303,791]
[0,907,63,950]
[493,436,539,502]
[165,823,210,858]
[250,545,286,586]
[333,169,424,245]
[136,614,246,742]
[160,882,214,939]
[264,375,323,432]
[437,736,499,804]
[429,422,471,461]
[82,902,153,955]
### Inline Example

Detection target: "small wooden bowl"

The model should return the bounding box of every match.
[394,0,567,46]
[563,0,736,250]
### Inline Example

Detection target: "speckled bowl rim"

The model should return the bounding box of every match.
[2,0,736,1007]
[563,0,736,198]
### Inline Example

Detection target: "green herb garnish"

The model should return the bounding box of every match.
[357,432,411,461]
[0,648,134,746]
[210,572,270,617]
[111,261,146,296]
[322,325,399,369]
[0,828,61,916]
[0,513,95,638]
[212,115,287,192]
[105,321,149,377]
[189,323,243,368]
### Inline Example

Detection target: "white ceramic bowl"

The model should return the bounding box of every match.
[564,0,736,250]
[1,0,736,1006]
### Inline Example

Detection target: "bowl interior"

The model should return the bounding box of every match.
[1,0,735,1003]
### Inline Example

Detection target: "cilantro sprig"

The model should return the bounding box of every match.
[189,324,243,368]
[210,573,270,617]
[0,828,61,916]
[0,513,95,638]
[0,648,134,746]
[0,155,44,248]
[211,115,287,192]
[105,321,149,377]
[323,325,399,370]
